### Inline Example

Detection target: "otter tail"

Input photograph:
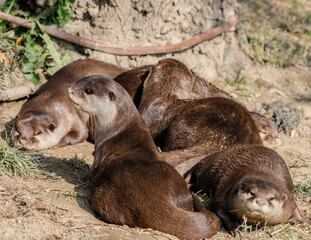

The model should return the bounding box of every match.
[144,195,221,240]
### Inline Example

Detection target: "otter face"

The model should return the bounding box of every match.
[230,179,288,225]
[68,76,117,127]
[13,111,57,150]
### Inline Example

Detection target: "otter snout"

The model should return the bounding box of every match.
[68,87,75,96]
[255,198,266,207]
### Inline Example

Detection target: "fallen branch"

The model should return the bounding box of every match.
[0,11,240,56]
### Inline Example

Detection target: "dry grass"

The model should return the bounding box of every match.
[0,142,46,178]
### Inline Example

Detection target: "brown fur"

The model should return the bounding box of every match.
[13,59,126,150]
[249,111,281,146]
[191,74,279,145]
[137,59,262,174]
[189,145,305,233]
[68,75,221,240]
[14,57,276,151]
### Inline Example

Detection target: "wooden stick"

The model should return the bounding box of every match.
[0,11,240,56]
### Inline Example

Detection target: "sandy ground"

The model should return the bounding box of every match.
[1,57,310,240]
[0,0,311,239]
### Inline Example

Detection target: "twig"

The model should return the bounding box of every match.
[270,225,289,236]
[0,10,240,56]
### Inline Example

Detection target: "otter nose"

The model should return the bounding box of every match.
[18,137,28,145]
[68,88,74,95]
[256,198,266,206]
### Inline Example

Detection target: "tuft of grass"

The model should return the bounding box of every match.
[196,190,212,208]
[250,29,309,67]
[225,75,246,88]
[293,181,311,197]
[0,142,46,178]
[58,189,89,201]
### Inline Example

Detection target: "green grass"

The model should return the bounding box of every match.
[0,0,74,85]
[250,29,309,67]
[196,190,212,208]
[58,189,89,201]
[293,181,311,196]
[0,142,46,178]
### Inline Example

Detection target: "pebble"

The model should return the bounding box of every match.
[302,106,311,119]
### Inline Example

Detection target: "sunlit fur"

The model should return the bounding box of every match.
[229,180,288,225]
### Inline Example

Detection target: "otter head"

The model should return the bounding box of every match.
[229,179,292,225]
[13,111,57,150]
[68,75,134,138]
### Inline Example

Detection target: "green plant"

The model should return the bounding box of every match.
[196,190,212,208]
[0,0,18,27]
[35,0,76,27]
[293,181,311,196]
[58,189,89,201]
[225,76,246,88]
[0,142,46,178]
[0,0,74,84]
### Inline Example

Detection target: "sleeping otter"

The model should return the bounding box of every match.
[13,59,126,150]
[136,59,263,174]
[189,145,305,233]
[68,75,221,240]
[13,58,277,151]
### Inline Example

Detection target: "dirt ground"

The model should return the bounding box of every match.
[0,0,311,239]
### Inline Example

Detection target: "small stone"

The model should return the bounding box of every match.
[302,106,311,119]
[0,185,5,191]
[290,129,296,138]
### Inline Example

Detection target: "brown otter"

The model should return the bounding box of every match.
[136,59,263,174]
[189,145,305,233]
[67,75,221,240]
[13,59,126,150]
[13,57,277,151]
[115,59,277,152]
[249,111,281,146]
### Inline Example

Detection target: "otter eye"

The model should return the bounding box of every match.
[34,131,42,136]
[84,88,94,95]
[108,91,116,101]
[249,191,255,197]
[269,197,275,201]
[48,124,56,131]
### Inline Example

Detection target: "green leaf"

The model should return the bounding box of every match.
[61,52,72,66]
[40,32,71,75]
[41,33,62,66]
[1,0,18,13]
[0,0,18,27]
[24,72,41,85]
[68,0,76,8]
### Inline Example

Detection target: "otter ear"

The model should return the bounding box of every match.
[238,183,245,190]
[108,91,116,101]
[48,123,56,131]
[282,194,288,201]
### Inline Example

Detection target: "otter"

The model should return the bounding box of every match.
[13,57,277,151]
[136,59,262,174]
[13,59,126,150]
[67,75,221,240]
[189,145,305,233]
[249,111,281,146]
[115,59,278,147]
